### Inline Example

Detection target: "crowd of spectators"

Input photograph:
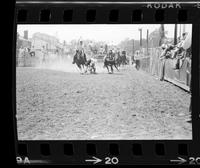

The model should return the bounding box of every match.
[159,32,191,81]
[160,32,191,69]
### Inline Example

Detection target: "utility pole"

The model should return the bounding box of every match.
[138,28,142,48]
[146,29,149,55]
[174,24,178,45]
[132,39,135,64]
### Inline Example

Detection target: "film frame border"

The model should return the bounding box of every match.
[13,1,200,165]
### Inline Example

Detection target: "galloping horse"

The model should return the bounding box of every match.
[115,52,122,67]
[72,50,87,74]
[103,50,119,73]
[121,51,128,66]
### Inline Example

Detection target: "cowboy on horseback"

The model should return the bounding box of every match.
[103,50,114,61]
[72,38,87,64]
[72,38,88,74]
[103,49,119,73]
[103,50,112,67]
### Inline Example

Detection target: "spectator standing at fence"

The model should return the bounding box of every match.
[23,47,29,66]
[134,51,140,70]
[18,46,23,66]
[185,48,192,112]
[182,32,192,112]
[171,33,188,69]
[159,44,168,81]
[16,48,19,66]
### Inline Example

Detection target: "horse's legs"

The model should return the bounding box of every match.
[77,64,83,74]
[83,65,87,73]
[79,64,85,74]
[110,65,113,73]
[122,58,124,66]
[82,65,87,73]
[106,65,110,73]
[116,62,119,68]
[114,63,119,71]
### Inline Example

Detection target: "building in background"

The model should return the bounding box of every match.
[16,31,65,66]
[31,32,62,53]
[17,30,32,50]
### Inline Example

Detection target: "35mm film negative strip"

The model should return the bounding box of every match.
[13,0,200,166]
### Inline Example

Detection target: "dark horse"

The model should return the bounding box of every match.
[103,51,119,73]
[121,51,128,66]
[72,50,87,74]
[114,51,128,67]
[115,52,122,68]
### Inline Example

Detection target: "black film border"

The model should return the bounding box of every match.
[13,1,200,165]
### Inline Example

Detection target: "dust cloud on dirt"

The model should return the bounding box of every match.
[33,54,107,73]
[34,57,79,73]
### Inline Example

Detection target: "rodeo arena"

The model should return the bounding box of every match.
[16,24,192,140]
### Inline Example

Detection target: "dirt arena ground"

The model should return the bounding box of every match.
[16,65,192,140]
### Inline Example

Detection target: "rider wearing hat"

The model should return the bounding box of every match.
[72,38,87,64]
[78,38,87,62]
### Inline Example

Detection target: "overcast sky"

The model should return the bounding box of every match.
[17,24,192,45]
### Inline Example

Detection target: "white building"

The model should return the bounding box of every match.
[31,32,61,52]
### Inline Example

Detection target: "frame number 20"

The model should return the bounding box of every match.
[189,157,200,165]
[105,157,119,164]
